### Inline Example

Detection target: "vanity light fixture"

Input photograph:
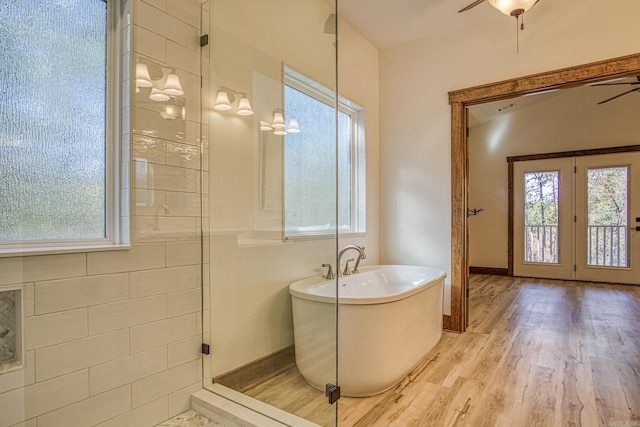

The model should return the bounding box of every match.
[261,109,301,136]
[286,119,301,133]
[213,87,254,116]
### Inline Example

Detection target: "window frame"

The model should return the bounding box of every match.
[283,67,366,240]
[0,0,129,256]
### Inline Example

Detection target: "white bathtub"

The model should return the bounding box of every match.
[289,265,445,397]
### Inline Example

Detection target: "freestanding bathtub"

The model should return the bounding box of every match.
[289,265,445,397]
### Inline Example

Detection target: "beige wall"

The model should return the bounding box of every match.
[379,0,640,314]
[0,1,207,425]
[468,87,640,269]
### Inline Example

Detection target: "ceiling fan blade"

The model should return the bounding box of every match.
[597,88,640,105]
[458,0,485,13]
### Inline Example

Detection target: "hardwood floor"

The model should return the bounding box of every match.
[236,275,640,426]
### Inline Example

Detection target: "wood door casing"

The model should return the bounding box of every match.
[448,53,640,333]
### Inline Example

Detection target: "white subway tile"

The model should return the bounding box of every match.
[132,361,198,408]
[87,243,166,275]
[25,309,87,350]
[88,295,166,335]
[0,370,88,426]
[164,192,202,218]
[168,382,202,418]
[95,396,168,427]
[8,418,37,427]
[35,273,129,315]
[167,288,200,318]
[166,240,201,267]
[130,266,197,298]
[165,141,200,170]
[0,254,86,286]
[36,385,131,427]
[130,314,196,354]
[90,347,167,396]
[166,1,200,27]
[153,164,198,193]
[132,107,190,145]
[133,134,166,166]
[0,351,35,394]
[167,335,201,368]
[24,283,34,317]
[133,216,198,243]
[132,189,167,217]
[35,330,130,381]
[166,40,199,75]
[134,1,198,50]
[134,27,166,62]
[141,0,166,11]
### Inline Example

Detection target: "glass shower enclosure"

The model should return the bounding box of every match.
[200,0,339,425]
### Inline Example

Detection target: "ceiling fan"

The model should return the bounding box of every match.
[458,0,540,18]
[592,76,640,105]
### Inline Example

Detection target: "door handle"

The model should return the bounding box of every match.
[632,227,640,231]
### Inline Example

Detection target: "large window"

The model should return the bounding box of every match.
[283,68,365,237]
[0,0,124,253]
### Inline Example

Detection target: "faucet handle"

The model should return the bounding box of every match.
[343,259,355,276]
[321,263,335,280]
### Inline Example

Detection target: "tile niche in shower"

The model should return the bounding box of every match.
[0,287,22,373]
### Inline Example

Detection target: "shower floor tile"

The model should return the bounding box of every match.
[155,409,223,427]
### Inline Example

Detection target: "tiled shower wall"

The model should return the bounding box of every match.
[0,1,208,426]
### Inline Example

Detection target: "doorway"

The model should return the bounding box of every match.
[512,152,640,284]
[448,53,640,332]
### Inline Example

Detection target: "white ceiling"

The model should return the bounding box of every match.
[338,0,502,49]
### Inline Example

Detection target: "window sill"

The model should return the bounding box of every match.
[0,243,131,258]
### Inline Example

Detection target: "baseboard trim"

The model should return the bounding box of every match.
[443,314,452,331]
[213,346,296,393]
[469,266,509,276]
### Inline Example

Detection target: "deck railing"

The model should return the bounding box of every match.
[525,225,627,267]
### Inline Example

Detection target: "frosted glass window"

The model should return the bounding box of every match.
[0,0,108,242]
[283,71,365,236]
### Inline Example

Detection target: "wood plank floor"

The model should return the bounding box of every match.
[236,275,640,426]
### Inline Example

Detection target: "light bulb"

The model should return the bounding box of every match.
[236,96,254,116]
[272,111,285,129]
[149,88,170,101]
[163,73,184,96]
[286,119,300,133]
[213,90,233,111]
[136,63,153,87]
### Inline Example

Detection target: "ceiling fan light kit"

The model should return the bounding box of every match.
[487,0,538,17]
[458,0,540,52]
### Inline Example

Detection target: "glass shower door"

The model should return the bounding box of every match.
[201,0,339,425]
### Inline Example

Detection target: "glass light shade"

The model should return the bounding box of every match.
[487,0,538,15]
[286,119,300,133]
[149,88,170,101]
[236,96,254,116]
[136,63,153,87]
[272,111,285,129]
[259,121,273,131]
[213,90,233,111]
[273,129,286,136]
[163,73,184,96]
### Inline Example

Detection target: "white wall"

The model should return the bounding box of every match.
[206,2,380,377]
[0,1,207,425]
[468,88,640,269]
[379,0,640,315]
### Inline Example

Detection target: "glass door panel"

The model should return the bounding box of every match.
[202,0,338,425]
[576,153,640,284]
[523,171,560,264]
[513,158,574,279]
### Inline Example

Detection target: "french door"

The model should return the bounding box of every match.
[513,152,640,284]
